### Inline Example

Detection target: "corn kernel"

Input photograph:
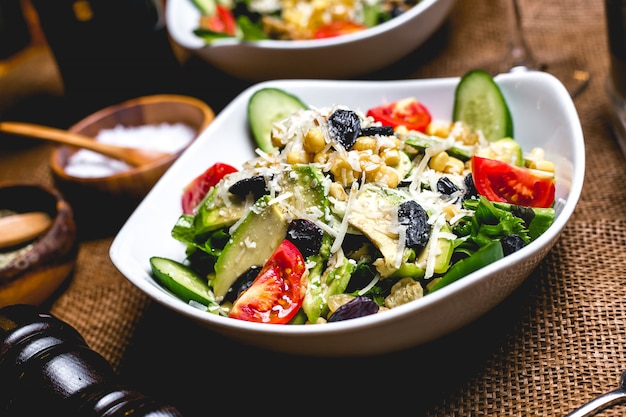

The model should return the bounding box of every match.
[330,159,357,186]
[364,165,381,182]
[330,158,351,174]
[377,136,400,152]
[360,154,382,174]
[429,151,449,172]
[426,120,452,138]
[372,166,400,188]
[395,125,409,136]
[303,128,326,153]
[444,156,465,174]
[463,132,481,146]
[381,148,401,166]
[353,136,377,152]
[271,131,283,148]
[329,182,348,201]
[442,204,461,222]
[529,160,555,173]
[286,150,310,165]
[313,150,330,164]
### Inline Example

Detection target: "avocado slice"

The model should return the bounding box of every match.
[211,165,330,300]
[284,164,328,213]
[194,187,247,235]
[211,195,288,299]
[348,184,409,271]
[416,223,454,275]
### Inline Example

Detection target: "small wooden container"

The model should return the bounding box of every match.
[49,94,214,237]
[0,182,78,307]
[50,94,214,200]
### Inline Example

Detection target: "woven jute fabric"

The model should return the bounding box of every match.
[1,0,625,415]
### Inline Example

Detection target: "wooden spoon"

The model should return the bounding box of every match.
[0,212,52,249]
[0,121,172,167]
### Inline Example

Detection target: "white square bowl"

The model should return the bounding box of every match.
[110,71,584,356]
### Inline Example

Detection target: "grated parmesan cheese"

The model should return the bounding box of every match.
[330,180,359,254]
[424,214,446,279]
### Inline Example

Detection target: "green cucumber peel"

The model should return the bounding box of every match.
[453,69,514,142]
[247,88,308,153]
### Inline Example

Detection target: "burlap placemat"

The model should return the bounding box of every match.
[2,0,625,415]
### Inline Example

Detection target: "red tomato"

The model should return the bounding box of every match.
[366,98,432,132]
[181,162,238,214]
[229,240,307,324]
[200,4,237,35]
[471,156,555,208]
[313,20,367,39]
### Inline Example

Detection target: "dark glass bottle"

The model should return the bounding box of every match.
[0,304,185,417]
[606,0,626,100]
[0,0,31,59]
[28,0,184,120]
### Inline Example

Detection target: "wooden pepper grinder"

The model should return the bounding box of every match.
[0,304,185,416]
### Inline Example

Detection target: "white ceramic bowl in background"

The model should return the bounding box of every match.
[110,72,585,356]
[166,0,456,81]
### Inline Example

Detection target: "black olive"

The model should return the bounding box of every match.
[389,5,404,18]
[327,296,379,322]
[228,175,268,201]
[437,177,459,196]
[463,173,479,201]
[501,234,526,256]
[397,200,431,250]
[328,109,361,150]
[223,266,260,303]
[232,1,262,22]
[510,205,535,227]
[361,126,395,137]
[286,219,324,258]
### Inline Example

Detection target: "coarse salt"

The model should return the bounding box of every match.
[64,123,195,178]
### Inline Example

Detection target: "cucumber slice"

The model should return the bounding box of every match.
[453,69,513,142]
[191,0,216,15]
[150,256,214,305]
[247,88,308,153]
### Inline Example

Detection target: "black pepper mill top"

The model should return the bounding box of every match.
[0,304,185,417]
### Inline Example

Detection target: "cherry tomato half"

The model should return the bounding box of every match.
[182,162,238,214]
[366,97,432,133]
[471,156,555,208]
[229,239,307,324]
[199,4,237,36]
[313,20,367,39]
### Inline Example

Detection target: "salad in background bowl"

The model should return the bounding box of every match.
[191,0,426,42]
[110,71,584,356]
[165,0,456,80]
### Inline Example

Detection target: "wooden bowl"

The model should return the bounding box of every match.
[50,94,214,200]
[49,94,214,237]
[0,182,78,307]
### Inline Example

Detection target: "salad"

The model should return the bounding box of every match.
[190,0,423,42]
[150,70,557,325]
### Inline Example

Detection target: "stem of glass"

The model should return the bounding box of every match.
[505,0,542,71]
